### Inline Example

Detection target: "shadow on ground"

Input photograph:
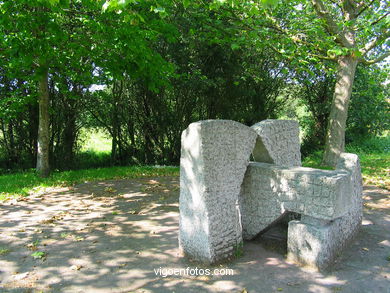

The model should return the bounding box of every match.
[0,178,389,293]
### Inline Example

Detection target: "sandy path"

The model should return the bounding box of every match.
[0,178,389,293]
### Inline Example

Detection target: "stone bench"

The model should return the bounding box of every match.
[179,119,362,270]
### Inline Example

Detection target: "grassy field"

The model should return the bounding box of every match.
[303,136,389,190]
[80,128,112,153]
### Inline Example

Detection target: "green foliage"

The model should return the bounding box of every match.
[80,129,112,153]
[347,65,390,141]
[0,0,388,174]
[82,4,290,166]
[31,251,46,259]
[73,151,112,170]
[286,64,388,157]
[0,0,179,171]
[346,136,390,155]
[0,248,11,256]
[303,136,390,189]
[296,70,334,156]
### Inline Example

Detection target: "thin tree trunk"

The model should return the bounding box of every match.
[28,101,39,163]
[36,66,50,177]
[322,55,358,167]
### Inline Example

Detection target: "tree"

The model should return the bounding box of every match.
[1,0,84,176]
[81,1,290,166]
[0,1,59,176]
[204,0,389,166]
[310,0,389,166]
[0,0,176,175]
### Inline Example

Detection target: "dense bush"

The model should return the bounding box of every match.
[346,66,389,142]
[296,64,389,157]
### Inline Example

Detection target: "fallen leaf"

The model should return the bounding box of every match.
[70,265,83,271]
[74,236,84,242]
[26,243,38,251]
[287,281,301,286]
[104,187,117,193]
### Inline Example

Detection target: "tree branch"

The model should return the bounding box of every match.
[360,30,390,56]
[311,0,351,46]
[311,0,341,35]
[356,0,376,17]
[362,51,390,64]
[371,11,390,26]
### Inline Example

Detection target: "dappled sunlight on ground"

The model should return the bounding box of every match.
[0,180,389,292]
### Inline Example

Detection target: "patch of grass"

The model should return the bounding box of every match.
[80,128,112,153]
[346,135,390,154]
[301,152,335,170]
[74,150,112,170]
[303,136,389,190]
[233,241,244,258]
[31,251,46,259]
[0,165,179,200]
[0,247,10,256]
[75,128,113,169]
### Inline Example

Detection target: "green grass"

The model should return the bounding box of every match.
[31,251,46,259]
[0,248,10,256]
[0,165,179,201]
[74,129,113,169]
[80,128,112,153]
[303,136,390,190]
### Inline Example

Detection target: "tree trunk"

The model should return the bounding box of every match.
[62,111,76,169]
[322,55,358,167]
[36,66,50,177]
[28,101,39,163]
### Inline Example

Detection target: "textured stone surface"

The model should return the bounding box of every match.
[179,120,257,264]
[251,119,301,167]
[287,153,363,270]
[178,118,362,270]
[240,162,352,240]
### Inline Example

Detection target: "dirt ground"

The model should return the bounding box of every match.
[0,177,389,293]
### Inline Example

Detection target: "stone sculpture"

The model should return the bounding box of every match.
[179,120,257,264]
[179,119,363,270]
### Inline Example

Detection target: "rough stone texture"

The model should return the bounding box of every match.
[179,120,257,264]
[240,162,352,240]
[287,153,363,270]
[179,118,362,271]
[251,119,301,167]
